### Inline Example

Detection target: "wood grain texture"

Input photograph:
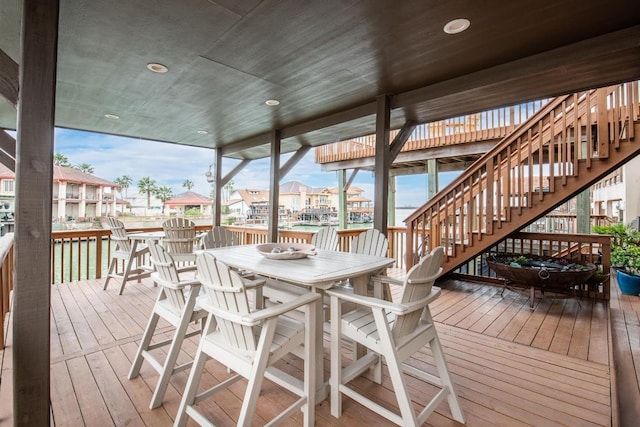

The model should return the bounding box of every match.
[0,276,619,426]
[0,48,18,107]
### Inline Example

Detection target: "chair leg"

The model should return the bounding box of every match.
[103,258,117,290]
[149,305,195,409]
[174,338,210,427]
[430,335,466,423]
[330,296,343,418]
[237,319,277,427]
[128,312,160,379]
[118,255,136,295]
[384,348,419,427]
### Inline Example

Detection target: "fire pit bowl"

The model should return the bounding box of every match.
[487,255,597,289]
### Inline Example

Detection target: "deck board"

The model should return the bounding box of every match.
[0,276,622,426]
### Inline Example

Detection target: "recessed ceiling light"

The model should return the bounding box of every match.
[146,63,169,73]
[443,18,470,34]
[104,114,120,119]
[196,130,209,135]
[265,99,280,106]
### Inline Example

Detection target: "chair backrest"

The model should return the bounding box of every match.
[162,218,197,255]
[148,242,187,310]
[105,217,132,254]
[350,229,388,257]
[201,226,238,249]
[393,246,444,340]
[196,252,257,353]
[311,227,339,251]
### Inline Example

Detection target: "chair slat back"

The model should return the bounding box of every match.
[350,229,388,257]
[311,227,339,251]
[201,226,238,249]
[148,242,186,310]
[393,246,444,340]
[196,252,257,353]
[162,218,197,255]
[105,217,132,253]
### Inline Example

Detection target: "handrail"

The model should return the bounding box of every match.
[0,233,15,348]
[405,81,639,272]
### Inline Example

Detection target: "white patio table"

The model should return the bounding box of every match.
[203,244,395,402]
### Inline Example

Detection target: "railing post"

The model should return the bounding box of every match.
[95,232,103,279]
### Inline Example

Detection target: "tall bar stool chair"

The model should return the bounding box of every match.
[174,252,319,427]
[128,241,207,409]
[327,246,466,426]
[103,216,150,295]
[162,217,198,272]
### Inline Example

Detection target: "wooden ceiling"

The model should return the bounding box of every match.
[0,0,639,160]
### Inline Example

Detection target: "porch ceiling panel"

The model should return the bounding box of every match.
[0,0,639,160]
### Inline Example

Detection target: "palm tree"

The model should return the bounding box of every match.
[182,179,194,191]
[153,186,174,214]
[75,163,94,174]
[114,175,132,198]
[53,153,71,167]
[137,176,157,213]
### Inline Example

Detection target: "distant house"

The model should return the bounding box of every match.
[0,164,119,223]
[279,181,332,213]
[165,191,212,215]
[52,166,120,221]
[226,189,270,223]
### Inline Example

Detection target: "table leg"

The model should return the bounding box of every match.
[313,288,329,403]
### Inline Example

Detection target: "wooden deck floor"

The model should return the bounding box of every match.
[1,277,616,426]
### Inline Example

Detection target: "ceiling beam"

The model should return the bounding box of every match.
[221,158,250,187]
[279,143,311,179]
[393,26,640,122]
[0,129,16,158]
[0,48,18,107]
[389,120,417,161]
[195,26,640,162]
[281,102,377,139]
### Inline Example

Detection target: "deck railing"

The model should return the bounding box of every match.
[50,225,409,284]
[315,100,549,163]
[0,233,15,347]
[454,231,612,300]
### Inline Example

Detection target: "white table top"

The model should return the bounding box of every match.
[128,231,165,241]
[203,244,395,289]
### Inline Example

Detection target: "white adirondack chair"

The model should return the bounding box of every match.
[174,252,320,427]
[162,218,198,271]
[348,229,392,298]
[103,217,150,295]
[128,242,207,409]
[311,226,339,251]
[327,246,466,426]
[200,225,238,249]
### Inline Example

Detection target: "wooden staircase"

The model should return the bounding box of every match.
[405,82,640,275]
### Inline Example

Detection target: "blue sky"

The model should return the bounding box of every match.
[53,128,457,207]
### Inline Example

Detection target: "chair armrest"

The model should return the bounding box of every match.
[199,292,320,326]
[327,286,441,315]
[370,274,403,287]
[327,287,409,313]
[244,292,320,324]
[151,272,200,290]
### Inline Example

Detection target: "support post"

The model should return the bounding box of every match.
[14,0,59,424]
[388,176,396,227]
[338,169,347,229]
[373,95,390,234]
[576,189,591,234]
[212,148,222,226]
[427,159,438,199]
[267,129,281,242]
